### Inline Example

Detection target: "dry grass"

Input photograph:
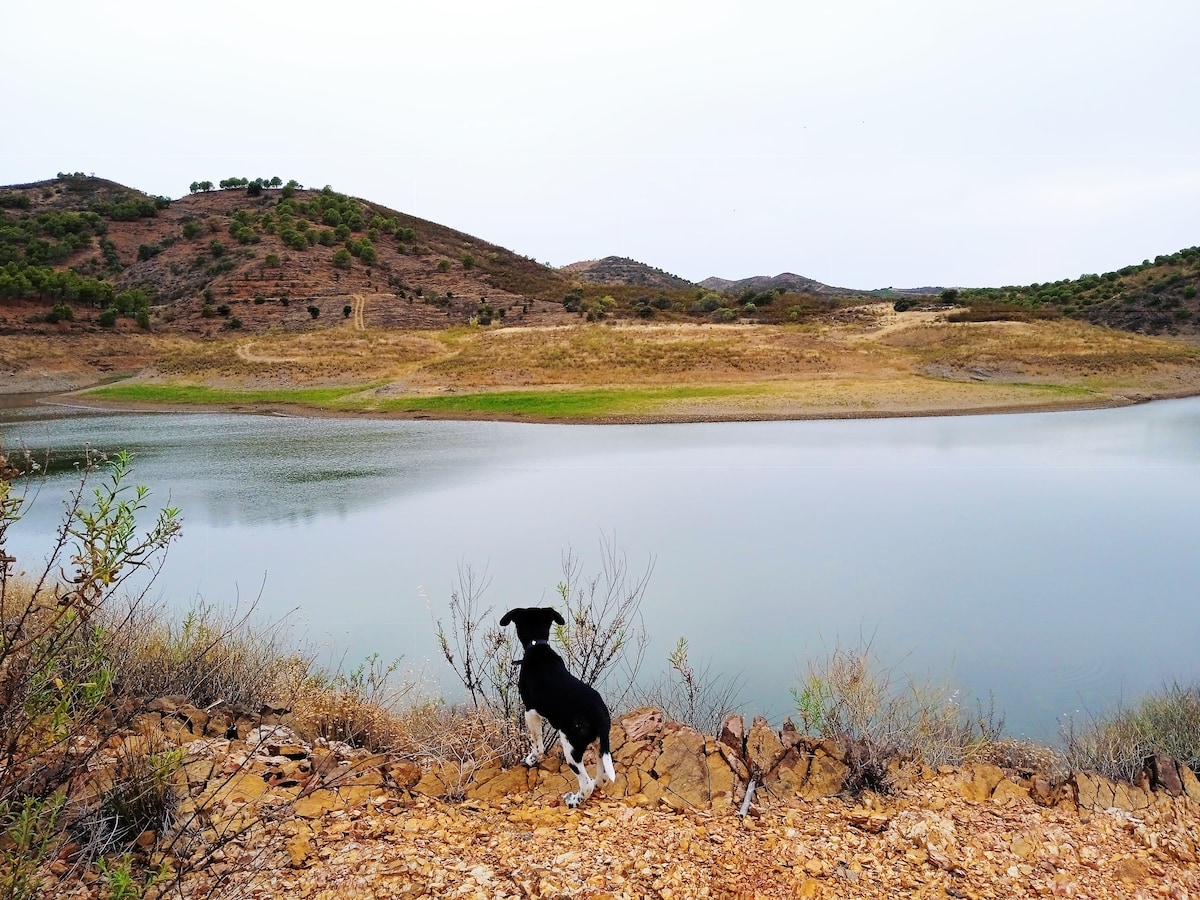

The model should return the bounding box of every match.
[792,640,1053,792]
[418,324,839,386]
[9,303,1200,421]
[99,600,308,710]
[154,330,446,384]
[1061,682,1200,782]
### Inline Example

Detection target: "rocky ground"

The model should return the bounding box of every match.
[42,701,1200,899]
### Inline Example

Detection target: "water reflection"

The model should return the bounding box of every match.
[3,397,1200,739]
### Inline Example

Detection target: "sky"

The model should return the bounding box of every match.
[4,1,1198,290]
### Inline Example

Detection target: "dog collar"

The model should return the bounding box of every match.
[527,639,551,648]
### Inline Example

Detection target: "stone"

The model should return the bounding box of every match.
[1181,764,1200,803]
[292,789,342,819]
[620,708,665,742]
[746,716,784,776]
[1029,774,1055,806]
[607,721,626,756]
[183,759,215,786]
[990,778,1030,807]
[176,705,210,736]
[387,759,421,790]
[413,761,469,798]
[1010,831,1037,859]
[954,763,1004,803]
[615,739,659,776]
[467,764,531,801]
[1111,780,1150,813]
[780,717,803,751]
[654,725,709,809]
[1070,772,1102,810]
[1148,752,1184,797]
[718,714,744,757]
[770,747,810,798]
[285,831,314,867]
[705,741,740,812]
[147,695,188,714]
[799,746,848,799]
[203,771,271,806]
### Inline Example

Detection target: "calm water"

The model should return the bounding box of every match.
[3,399,1199,740]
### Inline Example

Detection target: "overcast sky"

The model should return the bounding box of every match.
[5,1,1198,289]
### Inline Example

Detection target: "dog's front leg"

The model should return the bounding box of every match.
[522,709,546,767]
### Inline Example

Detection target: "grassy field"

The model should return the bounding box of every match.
[57,306,1200,421]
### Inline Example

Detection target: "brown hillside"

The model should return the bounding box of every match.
[0,177,577,335]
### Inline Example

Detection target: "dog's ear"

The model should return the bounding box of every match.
[499,608,521,627]
[548,608,565,627]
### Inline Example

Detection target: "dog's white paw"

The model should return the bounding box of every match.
[564,792,583,808]
[522,752,542,768]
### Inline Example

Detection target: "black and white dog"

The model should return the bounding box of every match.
[499,606,616,807]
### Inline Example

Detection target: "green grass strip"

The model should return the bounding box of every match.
[369,385,748,418]
[83,381,373,407]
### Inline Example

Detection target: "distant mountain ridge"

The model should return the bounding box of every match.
[699,272,936,297]
[559,256,696,289]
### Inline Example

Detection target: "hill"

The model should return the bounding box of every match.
[0,175,575,335]
[559,255,696,289]
[699,271,876,296]
[953,249,1200,337]
[1,174,1197,339]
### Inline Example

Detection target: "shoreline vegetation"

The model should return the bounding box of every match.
[4,307,1200,424]
[3,448,1200,897]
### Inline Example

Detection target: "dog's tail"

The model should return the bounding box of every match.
[599,728,616,783]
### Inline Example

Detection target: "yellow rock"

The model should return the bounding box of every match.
[954,763,1004,803]
[991,778,1030,807]
[292,789,342,819]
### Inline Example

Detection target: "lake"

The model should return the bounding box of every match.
[3,398,1199,740]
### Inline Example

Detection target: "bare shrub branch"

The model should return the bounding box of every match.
[635,636,744,735]
[552,535,651,712]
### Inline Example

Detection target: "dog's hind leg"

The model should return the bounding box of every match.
[596,751,616,787]
[559,733,596,808]
[522,710,546,767]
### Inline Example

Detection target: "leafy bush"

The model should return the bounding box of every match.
[0,451,181,895]
[307,305,320,319]
[46,303,73,324]
[98,307,118,327]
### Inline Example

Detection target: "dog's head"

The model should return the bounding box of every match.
[499,606,565,648]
